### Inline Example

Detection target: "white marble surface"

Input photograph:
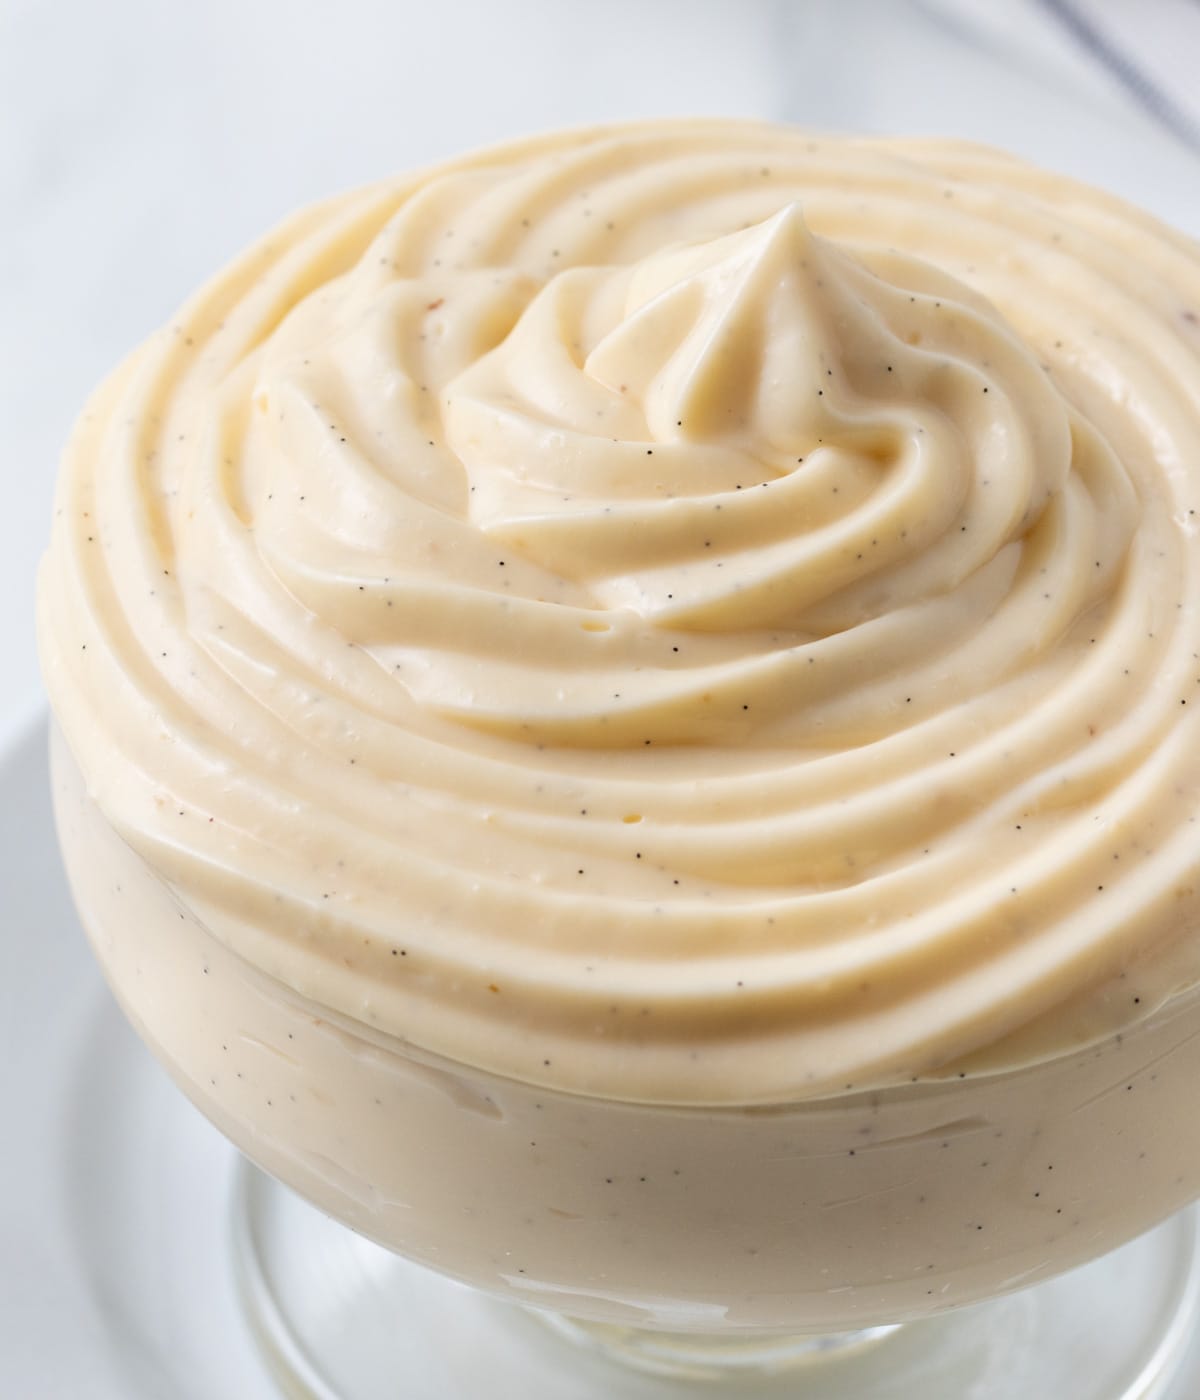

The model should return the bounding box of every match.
[5,2,1200,1396]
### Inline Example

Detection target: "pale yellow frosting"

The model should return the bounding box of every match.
[38,121,1200,1103]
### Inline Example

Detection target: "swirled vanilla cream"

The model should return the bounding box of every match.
[39,121,1200,1328]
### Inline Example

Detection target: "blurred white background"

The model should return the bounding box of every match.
[5,3,1200,1397]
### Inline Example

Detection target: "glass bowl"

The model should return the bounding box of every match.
[50,724,1200,1395]
[36,9,1200,1397]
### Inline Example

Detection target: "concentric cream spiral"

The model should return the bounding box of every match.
[39,121,1200,1102]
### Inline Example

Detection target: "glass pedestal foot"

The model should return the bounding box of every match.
[230,1162,1200,1400]
[532,1311,900,1382]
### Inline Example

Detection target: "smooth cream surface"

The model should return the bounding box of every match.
[38,121,1200,1104]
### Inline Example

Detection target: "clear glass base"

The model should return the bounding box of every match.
[231,1162,1200,1400]
[533,1312,901,1382]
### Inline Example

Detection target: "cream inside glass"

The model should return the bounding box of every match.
[38,120,1200,1387]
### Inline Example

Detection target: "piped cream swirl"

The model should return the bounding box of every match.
[38,121,1200,1102]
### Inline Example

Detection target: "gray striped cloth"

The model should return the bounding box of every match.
[1036,0,1200,151]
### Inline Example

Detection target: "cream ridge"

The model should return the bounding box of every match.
[38,120,1200,1105]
